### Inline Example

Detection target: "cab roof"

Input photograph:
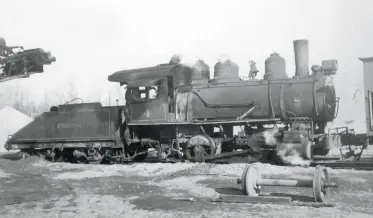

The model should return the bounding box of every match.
[108,63,192,87]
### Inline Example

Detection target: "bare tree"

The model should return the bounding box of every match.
[51,79,80,104]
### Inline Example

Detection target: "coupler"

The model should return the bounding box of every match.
[237,164,338,202]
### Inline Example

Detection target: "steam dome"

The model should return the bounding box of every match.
[213,59,239,78]
[169,55,181,64]
[191,60,210,84]
[264,52,287,80]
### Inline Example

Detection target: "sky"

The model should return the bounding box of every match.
[1,0,373,133]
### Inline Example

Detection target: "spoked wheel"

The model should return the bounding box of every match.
[185,134,216,163]
[313,165,330,202]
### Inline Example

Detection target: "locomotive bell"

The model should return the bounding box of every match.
[249,60,259,73]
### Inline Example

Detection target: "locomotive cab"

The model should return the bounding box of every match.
[125,75,175,123]
[108,62,193,125]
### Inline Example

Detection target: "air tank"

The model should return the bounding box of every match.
[213,59,239,78]
[192,60,210,81]
[294,39,309,77]
[264,52,287,80]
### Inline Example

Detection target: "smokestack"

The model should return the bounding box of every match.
[293,39,309,77]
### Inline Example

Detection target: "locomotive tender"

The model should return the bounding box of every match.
[4,39,340,164]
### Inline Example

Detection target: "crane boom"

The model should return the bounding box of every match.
[0,37,56,84]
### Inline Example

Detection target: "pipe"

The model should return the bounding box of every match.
[238,105,257,120]
[294,39,309,77]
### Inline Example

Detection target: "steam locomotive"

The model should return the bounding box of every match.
[4,39,342,164]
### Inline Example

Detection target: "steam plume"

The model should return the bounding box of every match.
[262,127,311,166]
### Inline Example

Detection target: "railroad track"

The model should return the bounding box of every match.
[2,151,373,171]
[310,161,373,171]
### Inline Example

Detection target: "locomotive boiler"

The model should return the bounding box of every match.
[4,39,340,164]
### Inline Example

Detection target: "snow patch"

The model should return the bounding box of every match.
[54,169,121,180]
[155,176,219,198]
[52,162,199,180]
[208,162,316,177]
[33,161,86,170]
[0,169,11,178]
[0,106,33,153]
[132,162,198,177]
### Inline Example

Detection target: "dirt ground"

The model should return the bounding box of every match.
[1,154,373,218]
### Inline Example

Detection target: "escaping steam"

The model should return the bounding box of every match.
[276,142,311,167]
[262,126,311,167]
[263,126,279,145]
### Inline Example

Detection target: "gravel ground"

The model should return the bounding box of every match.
[0,150,373,218]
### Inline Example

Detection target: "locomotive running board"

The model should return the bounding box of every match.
[128,117,312,126]
[5,139,117,150]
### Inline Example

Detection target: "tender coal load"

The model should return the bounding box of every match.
[191,60,210,84]
[211,59,241,83]
[264,52,287,80]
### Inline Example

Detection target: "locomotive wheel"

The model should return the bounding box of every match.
[313,165,330,202]
[241,164,261,196]
[185,134,216,163]
[193,145,205,163]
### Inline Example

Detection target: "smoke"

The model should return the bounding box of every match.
[262,127,311,167]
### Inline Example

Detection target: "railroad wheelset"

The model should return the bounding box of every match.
[237,164,338,203]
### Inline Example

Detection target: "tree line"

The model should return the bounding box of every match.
[0,79,126,118]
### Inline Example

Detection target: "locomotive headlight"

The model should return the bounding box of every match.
[322,59,338,75]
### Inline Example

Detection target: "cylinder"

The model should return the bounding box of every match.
[258,178,313,187]
[264,53,287,80]
[294,39,309,77]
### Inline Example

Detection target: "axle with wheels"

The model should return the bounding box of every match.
[236,164,338,202]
